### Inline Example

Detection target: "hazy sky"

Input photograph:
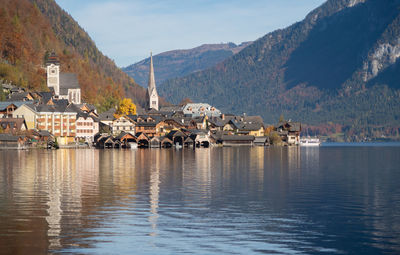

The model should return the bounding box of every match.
[55,0,326,67]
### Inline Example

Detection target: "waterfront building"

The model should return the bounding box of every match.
[75,112,99,142]
[0,118,27,133]
[147,53,159,111]
[111,116,136,135]
[12,104,38,130]
[0,134,27,149]
[12,103,77,145]
[276,121,301,145]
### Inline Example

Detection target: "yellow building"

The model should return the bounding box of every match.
[12,104,36,130]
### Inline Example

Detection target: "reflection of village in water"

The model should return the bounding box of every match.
[0,147,399,253]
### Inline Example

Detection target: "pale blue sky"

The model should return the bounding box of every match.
[55,0,326,67]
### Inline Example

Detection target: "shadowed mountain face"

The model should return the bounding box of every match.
[285,0,399,90]
[158,0,400,137]
[122,42,251,87]
[367,58,400,89]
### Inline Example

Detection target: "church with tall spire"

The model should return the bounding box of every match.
[147,52,159,111]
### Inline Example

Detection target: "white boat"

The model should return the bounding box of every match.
[129,142,138,149]
[299,137,321,146]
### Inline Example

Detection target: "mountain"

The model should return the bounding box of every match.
[159,0,400,140]
[0,0,147,112]
[123,42,251,87]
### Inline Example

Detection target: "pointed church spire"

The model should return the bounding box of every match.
[147,52,159,111]
[148,52,156,91]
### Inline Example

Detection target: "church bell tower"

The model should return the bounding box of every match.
[147,52,159,111]
[46,52,60,96]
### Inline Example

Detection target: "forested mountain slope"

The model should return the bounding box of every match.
[0,0,147,111]
[159,0,400,139]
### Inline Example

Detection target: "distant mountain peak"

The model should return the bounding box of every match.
[122,42,252,87]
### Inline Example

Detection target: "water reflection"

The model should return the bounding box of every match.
[149,151,160,237]
[0,146,399,254]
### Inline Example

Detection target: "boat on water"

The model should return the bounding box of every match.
[299,137,321,146]
[129,142,138,149]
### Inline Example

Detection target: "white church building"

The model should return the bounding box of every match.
[46,52,81,104]
[147,53,159,111]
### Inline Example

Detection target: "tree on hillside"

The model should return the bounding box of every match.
[114,98,136,118]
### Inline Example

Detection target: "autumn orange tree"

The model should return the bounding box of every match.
[114,98,137,118]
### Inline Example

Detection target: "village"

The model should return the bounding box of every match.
[0,53,301,150]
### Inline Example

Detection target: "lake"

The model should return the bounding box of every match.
[0,145,399,254]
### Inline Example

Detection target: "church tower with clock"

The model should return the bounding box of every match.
[46,52,60,96]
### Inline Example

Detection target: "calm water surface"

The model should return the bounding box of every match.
[0,145,399,254]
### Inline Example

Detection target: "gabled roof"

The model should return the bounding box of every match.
[163,118,185,127]
[240,122,263,131]
[0,134,22,142]
[115,131,136,141]
[135,132,150,140]
[166,130,187,139]
[254,136,268,143]
[76,111,100,122]
[220,135,254,141]
[208,117,225,127]
[0,118,27,131]
[99,108,116,121]
[59,73,80,95]
[276,121,301,132]
[160,136,173,144]
[37,130,54,137]
[7,92,33,101]
[24,101,79,114]
[0,101,27,111]
[37,91,54,103]
[136,122,157,127]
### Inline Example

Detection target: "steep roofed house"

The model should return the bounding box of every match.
[0,102,27,118]
[111,115,136,135]
[12,104,37,130]
[0,118,27,134]
[161,119,185,135]
[76,111,99,143]
[276,121,301,145]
